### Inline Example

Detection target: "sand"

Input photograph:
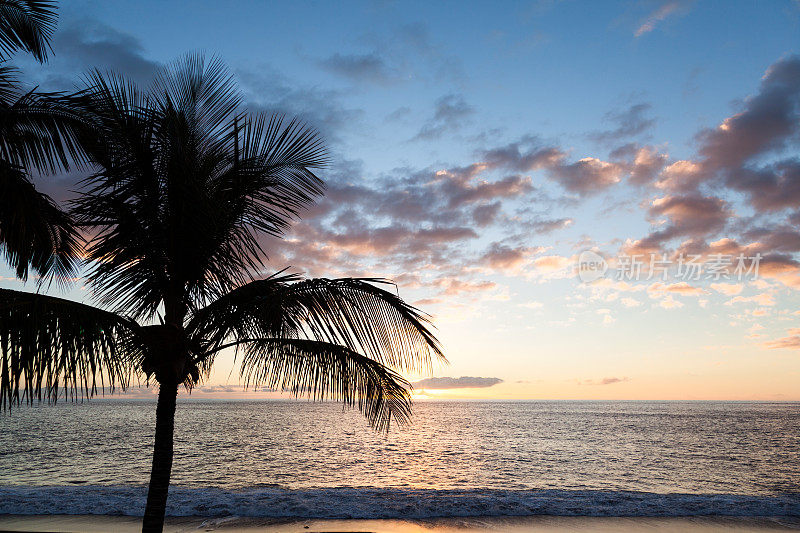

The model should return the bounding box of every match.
[0,516,799,532]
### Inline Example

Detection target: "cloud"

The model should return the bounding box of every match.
[472,202,502,226]
[652,195,730,234]
[323,161,533,228]
[413,298,442,307]
[263,148,552,297]
[625,194,731,255]
[746,323,766,339]
[412,376,503,389]
[656,160,703,191]
[393,22,466,82]
[386,106,412,122]
[616,56,800,281]
[601,376,630,385]
[313,224,478,257]
[113,386,158,399]
[658,294,683,308]
[412,94,475,140]
[481,138,566,172]
[433,277,497,297]
[757,254,800,288]
[710,282,744,296]
[550,157,623,194]
[633,55,800,252]
[603,58,800,310]
[611,144,669,185]
[354,22,465,85]
[765,333,800,349]
[534,255,571,272]
[741,225,800,253]
[725,159,800,212]
[651,56,800,205]
[241,69,364,144]
[725,293,776,307]
[35,17,368,150]
[196,384,243,394]
[635,1,691,37]
[697,55,800,176]
[479,242,539,272]
[52,20,159,85]
[249,55,800,324]
[436,169,533,208]
[591,103,656,142]
[647,282,707,296]
[529,217,573,234]
[318,52,398,85]
[663,238,800,289]
[579,376,631,385]
[18,18,160,90]
[479,137,622,195]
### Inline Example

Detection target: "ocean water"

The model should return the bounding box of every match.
[0,400,798,518]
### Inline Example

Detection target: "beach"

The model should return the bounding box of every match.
[1,516,800,532]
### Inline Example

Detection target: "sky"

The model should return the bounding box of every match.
[2,0,800,400]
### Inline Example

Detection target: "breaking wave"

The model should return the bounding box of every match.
[1,485,798,518]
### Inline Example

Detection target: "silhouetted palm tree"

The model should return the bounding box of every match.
[0,0,84,283]
[0,54,444,533]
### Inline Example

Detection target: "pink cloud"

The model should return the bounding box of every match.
[635,1,687,37]
[479,242,540,273]
[648,282,708,296]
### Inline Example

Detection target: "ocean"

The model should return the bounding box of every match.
[0,400,798,518]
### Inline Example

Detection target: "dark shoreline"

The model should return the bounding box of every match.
[2,515,800,532]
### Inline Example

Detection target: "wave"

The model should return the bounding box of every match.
[0,486,798,518]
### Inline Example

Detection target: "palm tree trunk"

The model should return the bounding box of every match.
[142,380,178,533]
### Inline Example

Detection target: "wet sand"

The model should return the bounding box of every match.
[0,516,799,532]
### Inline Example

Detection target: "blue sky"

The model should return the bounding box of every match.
[3,0,800,399]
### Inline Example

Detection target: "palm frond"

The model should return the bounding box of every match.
[68,71,169,319]
[0,62,20,101]
[70,57,328,318]
[239,337,412,432]
[0,288,144,409]
[151,53,241,143]
[0,161,79,284]
[225,112,327,237]
[178,114,327,302]
[0,84,89,174]
[0,10,86,283]
[0,0,57,63]
[188,275,444,373]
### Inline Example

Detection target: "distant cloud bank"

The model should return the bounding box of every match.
[412,376,503,389]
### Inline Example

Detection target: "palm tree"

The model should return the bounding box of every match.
[0,0,84,284]
[0,54,444,533]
